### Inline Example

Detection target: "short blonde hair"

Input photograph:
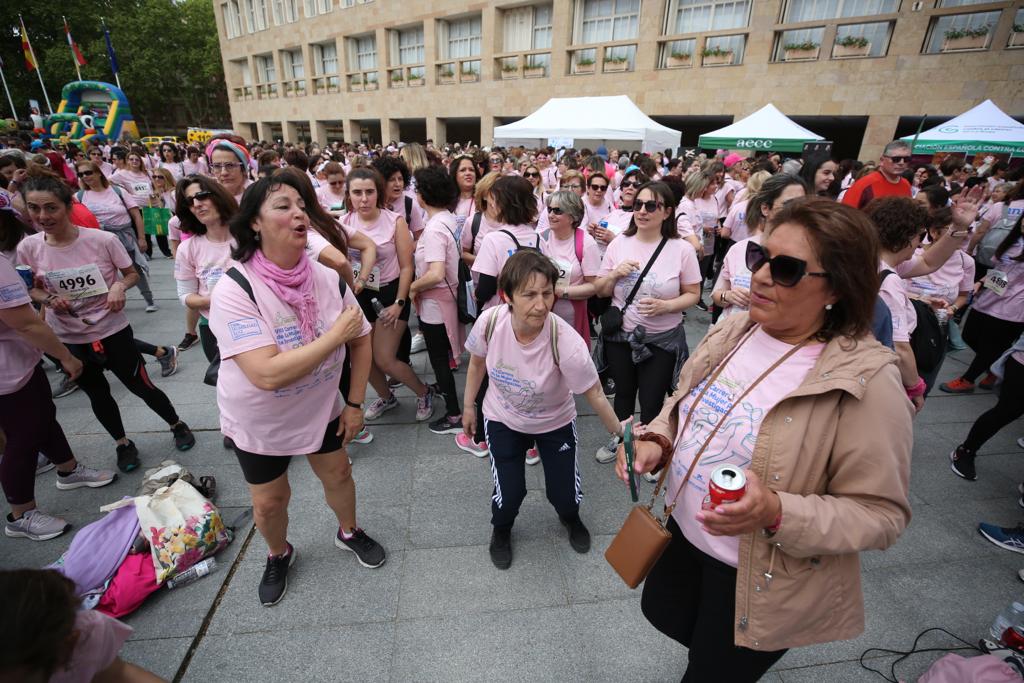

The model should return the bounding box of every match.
[745,170,772,197]
[474,171,501,210]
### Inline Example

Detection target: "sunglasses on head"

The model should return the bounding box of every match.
[745,241,828,288]
[187,190,212,205]
[634,200,663,213]
[885,155,911,163]
[524,172,540,178]
[589,183,608,192]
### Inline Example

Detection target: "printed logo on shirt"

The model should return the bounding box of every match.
[0,283,26,302]
[491,361,543,416]
[227,317,262,341]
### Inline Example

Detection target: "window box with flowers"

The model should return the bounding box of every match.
[574,56,595,74]
[350,74,363,92]
[1011,23,1024,47]
[666,50,692,68]
[604,56,630,73]
[460,66,479,83]
[501,63,520,80]
[390,70,405,88]
[702,47,734,66]
[438,67,456,84]
[408,73,424,87]
[783,41,820,61]
[942,26,990,51]
[364,74,378,91]
[833,35,871,58]
[524,64,546,78]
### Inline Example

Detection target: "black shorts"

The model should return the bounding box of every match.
[356,278,411,324]
[233,415,344,485]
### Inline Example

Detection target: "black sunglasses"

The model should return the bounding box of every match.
[524,172,540,178]
[635,200,664,213]
[78,170,95,177]
[187,190,213,205]
[548,206,566,215]
[620,180,640,189]
[885,155,911,163]
[589,183,608,192]
[745,241,828,288]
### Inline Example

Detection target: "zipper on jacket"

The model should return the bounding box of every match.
[764,545,777,587]
[743,411,780,634]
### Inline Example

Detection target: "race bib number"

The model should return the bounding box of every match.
[551,257,572,291]
[982,269,1009,296]
[45,263,109,300]
[351,257,381,292]
[130,181,151,197]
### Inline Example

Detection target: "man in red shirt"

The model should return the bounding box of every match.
[841,141,913,210]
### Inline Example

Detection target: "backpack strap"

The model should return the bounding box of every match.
[484,306,501,344]
[225,267,258,310]
[470,212,483,254]
[574,227,584,266]
[550,314,559,367]
[76,189,85,203]
[500,229,522,251]
[404,195,413,225]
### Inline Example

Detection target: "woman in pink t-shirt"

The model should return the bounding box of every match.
[16,176,196,474]
[462,250,622,569]
[206,139,253,202]
[592,168,648,256]
[209,174,385,605]
[460,171,500,267]
[449,154,480,240]
[144,167,175,259]
[677,171,720,309]
[409,166,466,435]
[581,171,613,232]
[182,145,210,177]
[157,142,186,181]
[375,156,425,238]
[523,163,547,220]
[593,181,702,463]
[316,161,347,218]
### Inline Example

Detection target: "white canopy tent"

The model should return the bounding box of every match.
[698,104,824,153]
[492,96,681,154]
[900,100,1024,155]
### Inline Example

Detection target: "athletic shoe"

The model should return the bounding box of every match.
[55,463,116,490]
[5,509,69,541]
[158,346,179,378]
[364,395,398,421]
[978,522,1024,554]
[980,373,998,390]
[489,527,512,569]
[603,377,616,398]
[526,447,540,466]
[116,440,140,473]
[643,471,659,483]
[455,433,488,458]
[335,528,386,568]
[350,429,373,444]
[940,377,975,394]
[52,375,79,399]
[415,387,435,422]
[387,377,403,389]
[595,435,621,464]
[145,303,159,313]
[1019,437,1024,450]
[36,454,55,476]
[950,445,977,481]
[172,422,196,451]
[178,333,199,351]
[1018,482,1024,510]
[429,415,462,435]
[696,299,709,312]
[559,515,591,553]
[259,543,295,607]
[410,332,426,354]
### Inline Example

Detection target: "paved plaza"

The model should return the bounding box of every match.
[2,257,1022,682]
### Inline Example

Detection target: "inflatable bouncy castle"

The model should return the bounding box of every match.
[44,81,140,148]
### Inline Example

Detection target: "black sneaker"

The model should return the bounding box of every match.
[950,445,977,481]
[52,374,79,399]
[429,414,463,435]
[259,543,296,607]
[696,299,709,312]
[116,440,140,473]
[560,515,591,554]
[335,528,386,568]
[489,527,512,570]
[178,333,199,352]
[172,422,196,451]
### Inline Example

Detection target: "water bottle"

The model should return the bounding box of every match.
[990,600,1024,641]
[166,557,217,589]
[371,298,385,316]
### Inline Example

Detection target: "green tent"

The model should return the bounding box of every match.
[901,100,1024,155]
[698,104,823,153]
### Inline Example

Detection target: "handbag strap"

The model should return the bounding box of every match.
[622,237,668,314]
[649,326,814,520]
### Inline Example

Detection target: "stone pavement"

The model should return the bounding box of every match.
[2,257,1022,682]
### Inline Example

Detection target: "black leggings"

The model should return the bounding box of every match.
[961,310,1024,382]
[145,233,171,257]
[67,325,180,442]
[605,340,677,425]
[0,366,75,506]
[420,320,459,417]
[641,517,787,682]
[964,356,1024,452]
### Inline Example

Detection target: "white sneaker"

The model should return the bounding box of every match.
[410,332,426,354]
[36,454,55,476]
[415,387,436,422]
[526,447,540,466]
[4,509,69,541]
[351,429,373,444]
[55,463,117,490]
[595,435,620,463]
[364,395,398,421]
[643,471,659,483]
[145,303,159,313]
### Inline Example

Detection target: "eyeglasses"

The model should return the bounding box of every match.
[884,155,912,164]
[524,172,540,178]
[78,170,95,177]
[620,180,640,189]
[548,206,566,216]
[745,241,828,288]
[210,163,243,171]
[589,184,608,192]
[187,190,212,205]
[635,200,664,213]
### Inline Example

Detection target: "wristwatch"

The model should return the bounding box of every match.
[395,298,406,308]
[345,399,363,409]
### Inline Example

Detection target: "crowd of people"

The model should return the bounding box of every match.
[0,129,1022,682]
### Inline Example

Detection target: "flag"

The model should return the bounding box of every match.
[102,20,119,75]
[64,18,87,67]
[19,18,37,72]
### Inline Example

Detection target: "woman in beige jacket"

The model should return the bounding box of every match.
[617,197,914,681]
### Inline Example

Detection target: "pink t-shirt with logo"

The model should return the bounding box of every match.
[713,235,760,322]
[50,610,133,683]
[982,199,1024,226]
[304,230,333,262]
[723,198,751,244]
[316,186,347,213]
[415,211,461,292]
[582,198,613,228]
[598,208,634,257]
[599,235,702,334]
[878,260,917,343]
[341,208,401,285]
[471,224,541,311]
[0,256,42,394]
[209,259,371,456]
[540,228,601,324]
[78,187,139,228]
[465,306,598,434]
[974,238,1024,322]
[173,234,234,318]
[667,326,825,567]
[109,169,152,200]
[907,247,974,307]
[677,196,719,252]
[16,229,132,343]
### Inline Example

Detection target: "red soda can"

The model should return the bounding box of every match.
[701,465,746,511]
[1003,625,1024,652]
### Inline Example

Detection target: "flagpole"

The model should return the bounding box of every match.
[64,16,83,81]
[19,15,52,114]
[0,65,16,120]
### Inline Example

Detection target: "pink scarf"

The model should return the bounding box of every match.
[248,249,319,344]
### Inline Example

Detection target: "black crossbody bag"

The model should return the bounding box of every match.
[600,237,668,336]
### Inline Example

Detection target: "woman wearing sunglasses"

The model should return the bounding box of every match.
[523,164,546,221]
[582,171,614,233]
[86,147,113,177]
[315,162,347,218]
[593,169,648,256]
[617,197,914,683]
[592,181,702,463]
[714,174,808,323]
[158,144,185,182]
[677,171,720,311]
[145,168,175,259]
[16,176,196,474]
[721,170,771,246]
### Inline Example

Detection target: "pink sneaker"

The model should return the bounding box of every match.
[455,433,489,458]
[525,447,540,466]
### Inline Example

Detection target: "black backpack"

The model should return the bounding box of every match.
[880,271,944,373]
[440,224,477,323]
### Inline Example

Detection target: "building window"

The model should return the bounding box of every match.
[255,54,276,83]
[242,0,269,31]
[304,0,331,16]
[577,0,641,44]
[281,49,304,78]
[313,42,338,74]
[350,35,377,70]
[783,0,898,22]
[398,27,425,64]
[833,20,892,57]
[503,5,554,51]
[775,26,824,60]
[342,0,374,7]
[924,10,999,52]
[224,1,243,38]
[1011,8,1024,47]
[703,33,745,64]
[271,0,298,24]
[669,0,750,34]
[937,0,996,6]
[441,16,482,58]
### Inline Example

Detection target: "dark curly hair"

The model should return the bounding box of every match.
[373,156,410,189]
[448,155,480,187]
[174,175,239,235]
[489,175,538,227]
[230,173,309,263]
[865,197,930,253]
[413,166,458,210]
[272,166,348,255]
[0,569,80,680]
